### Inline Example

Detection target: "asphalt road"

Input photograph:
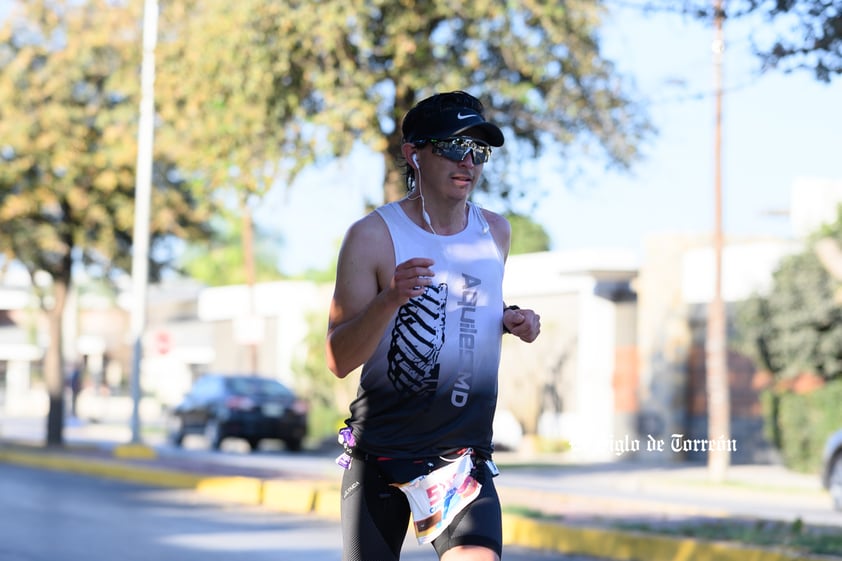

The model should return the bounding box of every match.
[0,462,611,561]
[151,439,840,529]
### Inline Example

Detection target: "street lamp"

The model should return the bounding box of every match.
[129,0,159,444]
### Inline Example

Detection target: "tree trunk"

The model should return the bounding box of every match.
[384,134,405,203]
[45,280,68,447]
[384,87,417,203]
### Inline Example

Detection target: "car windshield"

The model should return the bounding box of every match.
[226,377,291,397]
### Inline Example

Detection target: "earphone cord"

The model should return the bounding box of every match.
[415,165,437,235]
[411,160,489,236]
[421,198,437,235]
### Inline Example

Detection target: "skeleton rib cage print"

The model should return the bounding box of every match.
[387,283,448,407]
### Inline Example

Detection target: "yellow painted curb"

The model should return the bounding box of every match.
[113,443,157,460]
[313,486,342,520]
[501,514,837,561]
[0,448,202,488]
[263,479,319,514]
[195,476,264,506]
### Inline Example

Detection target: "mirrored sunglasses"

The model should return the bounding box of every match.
[429,137,492,165]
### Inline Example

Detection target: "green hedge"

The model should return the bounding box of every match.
[762,380,842,472]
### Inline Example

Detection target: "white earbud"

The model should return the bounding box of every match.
[412,153,419,167]
[423,208,433,228]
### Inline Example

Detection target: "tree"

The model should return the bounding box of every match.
[180,213,286,287]
[155,0,339,369]
[0,0,212,446]
[736,212,842,383]
[507,213,552,255]
[327,0,654,201]
[734,214,842,472]
[739,0,842,82]
[638,0,842,82]
[154,1,651,205]
[154,0,313,259]
[293,310,356,444]
[156,0,327,190]
[736,251,842,380]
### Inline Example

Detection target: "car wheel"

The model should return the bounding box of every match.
[167,415,185,447]
[830,453,842,512]
[205,419,224,451]
[284,437,303,452]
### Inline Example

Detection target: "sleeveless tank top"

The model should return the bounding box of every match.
[345,201,505,459]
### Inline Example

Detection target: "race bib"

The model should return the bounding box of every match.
[391,450,482,544]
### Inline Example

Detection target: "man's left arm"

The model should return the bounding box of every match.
[485,209,541,342]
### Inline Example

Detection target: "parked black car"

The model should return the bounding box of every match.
[822,428,842,511]
[168,374,308,452]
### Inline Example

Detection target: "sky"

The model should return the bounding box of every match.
[259,5,842,275]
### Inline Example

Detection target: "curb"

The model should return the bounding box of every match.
[501,515,839,561]
[0,445,837,561]
[0,447,203,488]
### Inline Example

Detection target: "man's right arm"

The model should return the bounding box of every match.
[326,214,434,379]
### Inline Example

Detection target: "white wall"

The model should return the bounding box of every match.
[681,239,801,304]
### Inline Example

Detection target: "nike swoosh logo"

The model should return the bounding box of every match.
[456,112,474,120]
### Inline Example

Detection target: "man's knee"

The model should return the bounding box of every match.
[440,544,499,561]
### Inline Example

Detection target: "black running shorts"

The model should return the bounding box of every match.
[339,454,502,561]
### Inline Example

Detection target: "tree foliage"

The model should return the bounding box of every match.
[180,214,285,287]
[0,0,212,445]
[735,211,842,382]
[736,251,842,380]
[154,0,651,203]
[293,311,352,444]
[507,213,552,255]
[740,0,842,82]
[735,207,842,473]
[155,0,316,196]
[639,0,842,82]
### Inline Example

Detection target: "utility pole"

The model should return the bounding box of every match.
[241,196,259,374]
[129,0,159,444]
[706,0,731,483]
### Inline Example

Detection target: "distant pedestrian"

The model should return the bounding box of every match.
[69,363,82,418]
[326,91,541,561]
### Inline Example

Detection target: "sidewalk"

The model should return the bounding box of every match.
[1,434,840,561]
